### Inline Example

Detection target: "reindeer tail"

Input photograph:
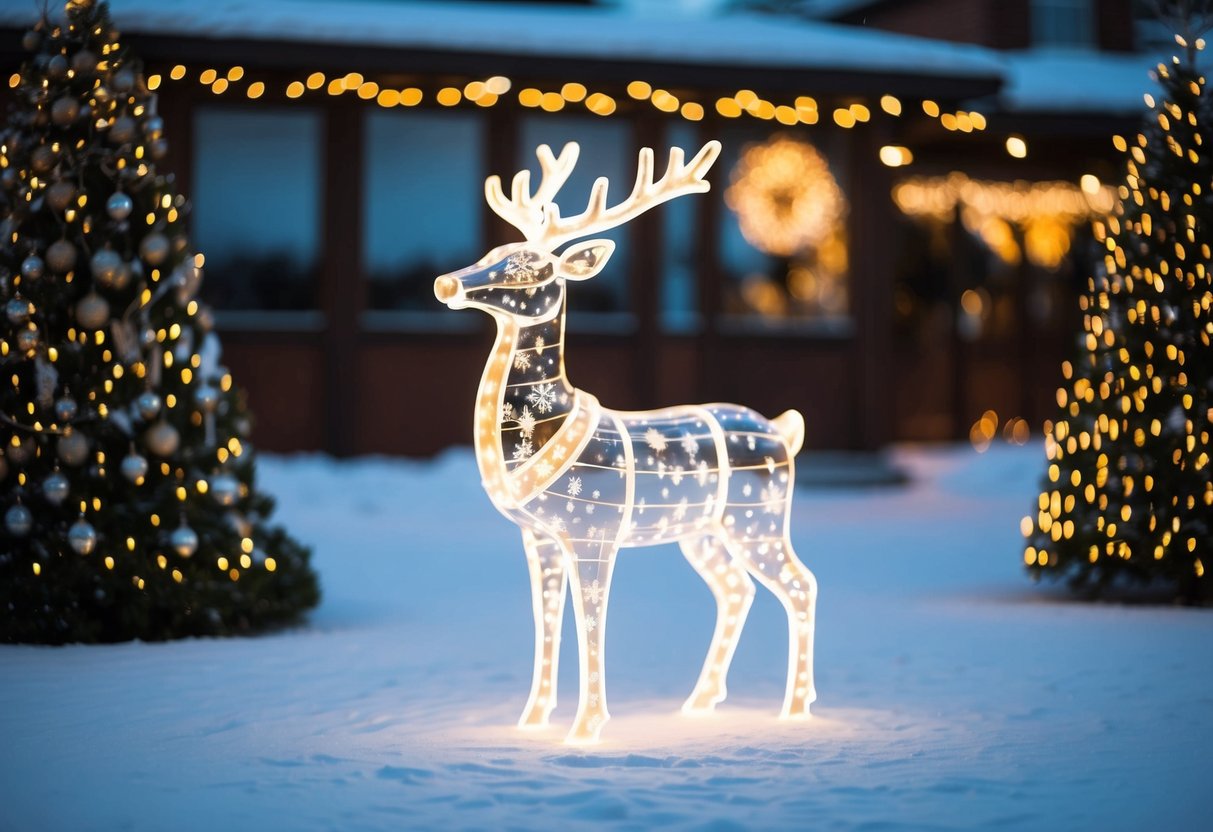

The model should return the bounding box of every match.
[772,409,805,456]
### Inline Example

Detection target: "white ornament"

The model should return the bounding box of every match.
[434,141,817,744]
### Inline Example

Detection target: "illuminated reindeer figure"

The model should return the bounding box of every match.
[433,140,817,744]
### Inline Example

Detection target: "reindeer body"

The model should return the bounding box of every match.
[436,142,817,743]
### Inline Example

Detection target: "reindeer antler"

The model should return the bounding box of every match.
[486,141,722,248]
[485,143,580,243]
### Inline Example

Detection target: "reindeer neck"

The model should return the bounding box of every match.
[473,299,577,498]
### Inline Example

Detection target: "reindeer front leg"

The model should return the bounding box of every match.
[564,537,618,744]
[519,528,567,728]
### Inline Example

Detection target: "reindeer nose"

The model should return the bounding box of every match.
[434,276,459,302]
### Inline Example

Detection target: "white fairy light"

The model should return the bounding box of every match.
[435,141,818,744]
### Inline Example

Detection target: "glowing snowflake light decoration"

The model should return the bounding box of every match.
[434,140,818,744]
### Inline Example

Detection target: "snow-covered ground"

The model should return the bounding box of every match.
[1,444,1209,831]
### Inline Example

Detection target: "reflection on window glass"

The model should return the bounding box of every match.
[518,116,631,315]
[661,122,698,332]
[193,107,321,310]
[365,111,483,311]
[718,127,850,324]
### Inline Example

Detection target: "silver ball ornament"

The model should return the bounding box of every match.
[15,327,39,352]
[21,30,41,52]
[57,431,89,466]
[210,474,240,507]
[46,180,76,212]
[71,49,97,74]
[196,386,220,414]
[42,471,70,505]
[46,239,77,272]
[54,397,78,423]
[90,247,123,286]
[6,297,31,324]
[47,55,69,81]
[170,523,198,558]
[145,421,180,457]
[139,232,170,266]
[5,504,32,536]
[106,191,132,221]
[121,452,148,483]
[136,391,162,420]
[20,254,44,281]
[144,116,164,140]
[109,115,136,144]
[51,97,80,127]
[149,139,169,161]
[75,291,109,329]
[111,68,135,93]
[68,518,97,555]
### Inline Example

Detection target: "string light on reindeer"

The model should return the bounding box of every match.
[434,140,819,744]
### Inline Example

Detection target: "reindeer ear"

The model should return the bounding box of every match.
[557,239,615,280]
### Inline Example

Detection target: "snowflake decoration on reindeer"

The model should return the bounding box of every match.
[433,140,818,744]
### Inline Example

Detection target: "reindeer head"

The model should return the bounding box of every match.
[434,141,721,323]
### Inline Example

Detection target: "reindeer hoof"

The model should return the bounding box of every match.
[682,686,725,715]
[565,713,608,744]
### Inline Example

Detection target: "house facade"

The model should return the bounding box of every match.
[0,0,1158,455]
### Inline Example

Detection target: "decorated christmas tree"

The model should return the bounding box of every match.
[1023,24,1213,602]
[0,0,318,643]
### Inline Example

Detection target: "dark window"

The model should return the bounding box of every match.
[1031,0,1095,47]
[363,110,484,312]
[192,107,322,311]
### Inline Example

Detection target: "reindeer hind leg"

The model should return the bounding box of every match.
[679,533,756,714]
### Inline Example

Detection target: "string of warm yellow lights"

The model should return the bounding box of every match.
[893,172,1116,269]
[2,62,1006,149]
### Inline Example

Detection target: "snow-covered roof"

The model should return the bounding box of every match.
[998,49,1160,115]
[0,0,1005,83]
[0,1,1165,117]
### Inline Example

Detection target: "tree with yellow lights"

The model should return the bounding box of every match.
[1024,24,1212,602]
[0,0,318,643]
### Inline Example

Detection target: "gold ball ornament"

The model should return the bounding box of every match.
[75,291,109,329]
[67,518,97,555]
[46,239,77,273]
[144,420,180,457]
[46,180,76,212]
[51,97,79,127]
[139,232,170,266]
[57,431,90,466]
